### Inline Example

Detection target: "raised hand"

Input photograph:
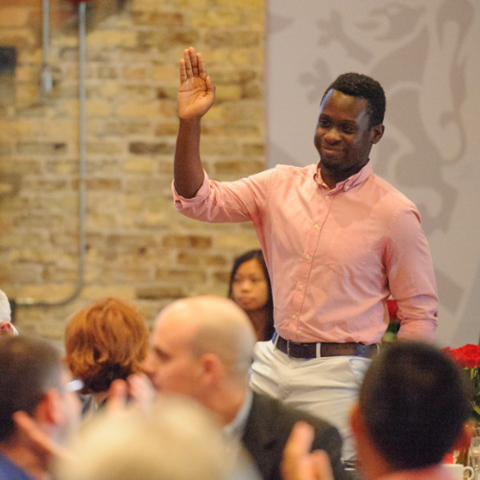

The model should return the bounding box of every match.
[281,422,335,480]
[178,47,215,121]
[13,410,73,463]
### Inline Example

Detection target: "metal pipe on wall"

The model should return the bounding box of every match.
[19,2,87,308]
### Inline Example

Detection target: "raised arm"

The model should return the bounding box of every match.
[174,47,216,198]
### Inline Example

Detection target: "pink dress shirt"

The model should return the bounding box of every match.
[173,162,438,344]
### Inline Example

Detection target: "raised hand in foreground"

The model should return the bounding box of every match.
[282,421,335,480]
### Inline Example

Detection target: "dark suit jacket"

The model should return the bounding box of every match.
[241,392,348,480]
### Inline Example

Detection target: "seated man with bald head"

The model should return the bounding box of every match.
[144,296,347,480]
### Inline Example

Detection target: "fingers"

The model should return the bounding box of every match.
[13,411,73,461]
[127,373,155,412]
[282,421,316,480]
[286,421,316,458]
[180,47,206,83]
[180,59,187,84]
[106,379,129,414]
[197,52,207,80]
[311,450,335,480]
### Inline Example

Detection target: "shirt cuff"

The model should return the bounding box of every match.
[172,171,209,209]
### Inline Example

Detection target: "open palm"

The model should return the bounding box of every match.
[178,48,215,120]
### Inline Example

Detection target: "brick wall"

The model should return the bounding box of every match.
[0,0,265,341]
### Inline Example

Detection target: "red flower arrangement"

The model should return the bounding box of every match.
[383,299,400,343]
[387,299,399,323]
[443,344,480,421]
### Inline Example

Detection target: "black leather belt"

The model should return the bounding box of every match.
[272,332,378,359]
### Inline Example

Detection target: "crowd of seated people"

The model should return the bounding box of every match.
[0,280,474,480]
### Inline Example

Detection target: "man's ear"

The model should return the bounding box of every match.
[350,402,364,440]
[452,421,476,453]
[0,321,14,337]
[36,389,63,427]
[370,124,385,144]
[199,353,221,385]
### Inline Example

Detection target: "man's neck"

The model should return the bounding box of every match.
[0,441,50,480]
[319,159,369,189]
[206,383,248,426]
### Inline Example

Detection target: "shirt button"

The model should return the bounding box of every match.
[292,314,297,319]
[314,224,320,230]
[325,195,330,200]
[305,254,310,260]
[299,285,303,290]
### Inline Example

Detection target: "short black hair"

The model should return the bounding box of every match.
[0,336,62,441]
[322,72,386,128]
[359,342,470,471]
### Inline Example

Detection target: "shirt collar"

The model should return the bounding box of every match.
[314,161,373,191]
[224,389,253,440]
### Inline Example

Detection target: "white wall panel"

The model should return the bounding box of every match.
[266,0,480,347]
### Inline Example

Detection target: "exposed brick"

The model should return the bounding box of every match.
[131,12,185,27]
[17,142,67,155]
[162,235,212,249]
[214,159,264,176]
[0,0,266,343]
[155,268,207,284]
[129,141,174,155]
[177,252,228,266]
[205,31,262,49]
[136,285,185,300]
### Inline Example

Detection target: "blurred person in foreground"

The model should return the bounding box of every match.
[228,249,275,341]
[0,335,82,480]
[58,395,244,480]
[0,289,19,336]
[281,342,471,480]
[64,297,153,417]
[143,295,348,480]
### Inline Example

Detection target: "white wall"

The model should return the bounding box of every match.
[266,0,480,347]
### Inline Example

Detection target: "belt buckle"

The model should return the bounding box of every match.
[287,339,291,357]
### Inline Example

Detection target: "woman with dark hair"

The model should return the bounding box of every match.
[228,249,274,341]
[64,297,151,416]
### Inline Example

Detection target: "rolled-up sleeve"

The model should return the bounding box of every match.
[386,207,438,342]
[172,169,272,224]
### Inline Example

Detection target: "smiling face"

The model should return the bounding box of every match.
[314,89,384,187]
[231,258,269,313]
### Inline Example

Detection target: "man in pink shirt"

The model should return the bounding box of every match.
[172,47,438,459]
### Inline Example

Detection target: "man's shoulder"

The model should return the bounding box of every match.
[370,173,415,207]
[272,163,317,176]
[0,453,34,480]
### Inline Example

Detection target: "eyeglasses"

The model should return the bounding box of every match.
[59,379,84,394]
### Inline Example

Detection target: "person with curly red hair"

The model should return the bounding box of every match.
[64,297,152,416]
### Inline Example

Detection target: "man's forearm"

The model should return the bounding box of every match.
[174,118,205,198]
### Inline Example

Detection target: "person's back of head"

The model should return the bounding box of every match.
[189,296,257,382]
[64,297,149,394]
[358,341,470,471]
[0,335,63,442]
[59,396,237,480]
